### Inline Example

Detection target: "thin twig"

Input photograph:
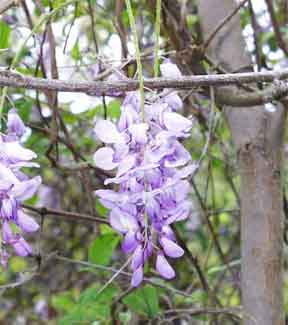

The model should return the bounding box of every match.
[265,0,288,57]
[153,0,162,77]
[54,254,193,297]
[125,0,145,117]
[0,271,36,291]
[163,307,242,319]
[203,0,249,50]
[87,0,99,54]
[22,204,109,225]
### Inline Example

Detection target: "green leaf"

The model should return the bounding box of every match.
[58,304,108,324]
[181,290,208,305]
[71,39,81,61]
[82,106,100,119]
[186,15,198,28]
[0,20,11,49]
[25,132,49,155]
[123,285,160,318]
[78,285,118,305]
[95,198,109,217]
[41,0,50,6]
[99,224,117,235]
[14,98,33,122]
[54,0,67,8]
[61,110,78,124]
[107,100,121,120]
[88,233,120,265]
[51,291,76,313]
[10,256,27,273]
[58,286,118,324]
[119,311,132,324]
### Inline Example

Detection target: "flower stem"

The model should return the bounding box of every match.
[153,0,162,78]
[124,0,145,121]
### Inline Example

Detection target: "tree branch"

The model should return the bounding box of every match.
[22,204,109,225]
[203,0,248,50]
[2,69,288,106]
[0,0,22,14]
[265,0,288,57]
[164,307,242,320]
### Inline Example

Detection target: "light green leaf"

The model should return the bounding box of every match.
[123,285,160,318]
[95,199,109,218]
[107,100,121,120]
[0,20,11,49]
[88,233,120,265]
[78,285,118,305]
[58,286,118,324]
[51,291,76,313]
[14,98,33,122]
[71,39,80,61]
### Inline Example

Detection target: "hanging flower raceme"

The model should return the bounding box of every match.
[94,61,195,287]
[0,109,41,267]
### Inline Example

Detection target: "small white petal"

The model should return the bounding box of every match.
[93,147,118,170]
[160,61,182,78]
[156,254,176,279]
[163,112,192,133]
[160,237,184,258]
[94,120,124,144]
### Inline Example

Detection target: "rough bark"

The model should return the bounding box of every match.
[1,69,288,106]
[196,1,285,324]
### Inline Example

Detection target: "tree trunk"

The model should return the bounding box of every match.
[196,1,286,324]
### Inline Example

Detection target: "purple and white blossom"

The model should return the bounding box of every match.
[0,110,41,266]
[94,61,195,286]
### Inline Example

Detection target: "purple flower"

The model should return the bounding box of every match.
[156,253,176,279]
[131,265,144,287]
[89,63,100,79]
[94,61,195,286]
[17,210,40,233]
[160,237,184,258]
[0,110,41,264]
[7,109,26,139]
[94,119,125,144]
[162,112,192,136]
[0,249,9,268]
[12,236,33,257]
[93,147,119,170]
[162,91,183,111]
[0,138,37,166]
[160,59,182,78]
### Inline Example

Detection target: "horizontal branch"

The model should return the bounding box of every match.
[23,204,109,225]
[216,80,288,106]
[164,307,242,319]
[1,69,288,106]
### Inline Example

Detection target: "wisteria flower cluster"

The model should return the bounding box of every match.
[93,61,195,286]
[0,110,41,267]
